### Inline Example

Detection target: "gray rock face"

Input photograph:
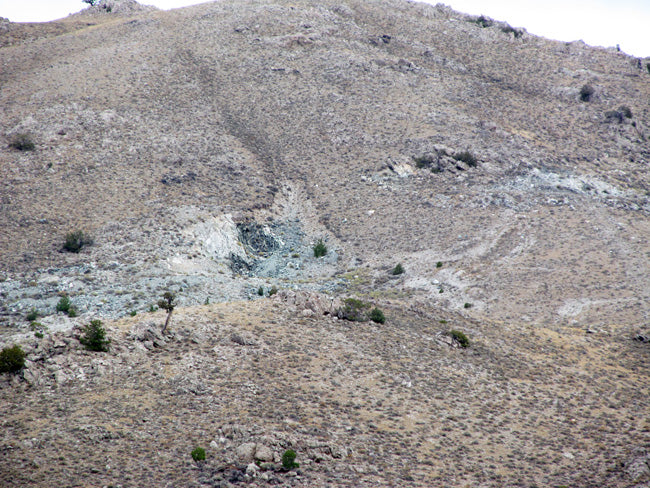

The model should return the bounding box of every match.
[236,442,257,462]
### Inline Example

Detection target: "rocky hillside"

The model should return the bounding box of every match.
[1,0,649,486]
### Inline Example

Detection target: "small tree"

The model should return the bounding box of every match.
[82,0,99,6]
[158,292,176,334]
[79,319,110,352]
[0,345,26,373]
[313,239,327,258]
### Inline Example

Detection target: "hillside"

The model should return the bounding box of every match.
[1,0,649,486]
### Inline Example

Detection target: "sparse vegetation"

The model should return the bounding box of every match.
[8,133,35,151]
[470,15,493,28]
[436,261,443,268]
[79,319,110,352]
[580,84,594,102]
[56,295,72,314]
[337,298,371,322]
[129,310,137,317]
[0,344,26,373]
[282,449,299,470]
[258,286,264,296]
[149,304,157,312]
[63,230,93,253]
[25,308,39,321]
[500,24,523,38]
[464,302,473,309]
[453,150,478,168]
[269,286,278,296]
[370,307,386,324]
[449,329,470,348]
[191,447,206,462]
[391,263,404,275]
[157,292,176,333]
[313,239,327,258]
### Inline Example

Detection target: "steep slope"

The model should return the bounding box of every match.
[1,0,649,329]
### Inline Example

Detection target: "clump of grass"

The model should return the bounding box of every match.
[313,239,327,258]
[79,319,110,352]
[282,449,299,470]
[449,329,470,348]
[391,263,404,275]
[25,308,40,321]
[8,133,35,151]
[63,230,93,253]
[453,150,478,168]
[191,447,206,462]
[0,345,26,373]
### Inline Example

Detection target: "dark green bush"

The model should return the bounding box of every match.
[313,239,327,258]
[464,302,472,309]
[436,261,443,268]
[282,449,299,470]
[449,330,470,348]
[25,309,39,321]
[8,133,35,151]
[391,263,404,275]
[370,308,386,324]
[129,310,137,317]
[269,286,278,296]
[0,345,26,373]
[580,84,594,102]
[453,150,478,168]
[79,319,110,352]
[63,230,93,253]
[56,295,71,314]
[258,286,264,296]
[191,447,206,462]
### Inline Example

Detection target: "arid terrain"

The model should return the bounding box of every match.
[1,0,649,486]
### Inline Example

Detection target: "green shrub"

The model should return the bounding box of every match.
[313,239,327,258]
[453,150,478,168]
[25,309,39,321]
[8,133,35,151]
[191,447,206,462]
[471,15,493,28]
[413,154,436,169]
[580,84,594,102]
[258,286,264,296]
[79,319,110,352]
[0,345,26,373]
[269,286,278,296]
[463,302,472,309]
[436,261,443,268]
[370,308,386,324]
[63,230,93,253]
[149,304,157,312]
[67,306,78,318]
[282,449,299,470]
[337,298,371,322]
[391,263,404,275]
[56,295,71,314]
[34,331,44,339]
[129,310,137,317]
[449,330,470,348]
[500,24,523,38]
